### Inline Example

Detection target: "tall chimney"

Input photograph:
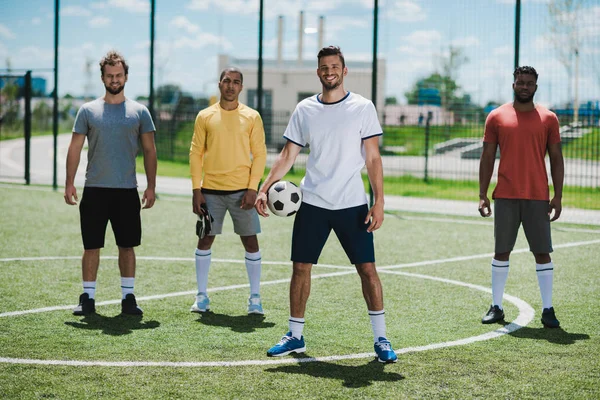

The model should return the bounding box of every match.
[318,16,324,51]
[277,15,284,66]
[298,11,304,65]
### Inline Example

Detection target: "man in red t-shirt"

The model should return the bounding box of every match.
[478,66,564,329]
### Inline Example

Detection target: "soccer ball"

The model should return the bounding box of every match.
[267,181,302,217]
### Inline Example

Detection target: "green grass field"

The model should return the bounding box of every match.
[1,184,599,399]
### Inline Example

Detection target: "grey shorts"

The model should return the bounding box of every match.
[203,191,261,236]
[494,199,553,254]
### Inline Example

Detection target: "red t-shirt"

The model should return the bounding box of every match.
[483,103,561,201]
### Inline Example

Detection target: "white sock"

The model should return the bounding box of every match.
[289,317,305,339]
[195,248,211,295]
[536,262,554,309]
[369,310,387,342]
[83,281,96,299]
[245,250,262,296]
[120,277,134,299]
[491,259,509,309]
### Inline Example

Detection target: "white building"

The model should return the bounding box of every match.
[216,13,386,146]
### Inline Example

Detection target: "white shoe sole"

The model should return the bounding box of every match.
[247,309,264,315]
[376,356,398,363]
[190,305,210,313]
[267,346,306,357]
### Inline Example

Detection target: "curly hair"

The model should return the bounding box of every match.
[99,50,129,76]
[317,46,345,68]
[513,66,538,81]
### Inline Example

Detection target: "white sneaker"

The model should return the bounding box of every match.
[247,294,264,315]
[190,293,210,313]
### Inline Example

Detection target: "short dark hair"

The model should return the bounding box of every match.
[219,67,243,83]
[99,50,129,76]
[513,66,538,81]
[317,46,345,68]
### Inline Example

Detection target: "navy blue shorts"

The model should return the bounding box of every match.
[291,202,375,265]
[79,187,141,250]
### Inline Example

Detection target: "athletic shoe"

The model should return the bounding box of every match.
[190,293,210,313]
[481,305,505,324]
[267,332,306,357]
[247,294,264,315]
[121,293,143,315]
[374,337,398,363]
[541,307,560,328]
[73,293,95,316]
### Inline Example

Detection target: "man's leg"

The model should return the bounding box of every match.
[241,235,263,314]
[118,246,136,298]
[73,249,100,315]
[191,235,215,313]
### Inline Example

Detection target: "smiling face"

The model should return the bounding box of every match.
[317,54,347,91]
[512,73,537,104]
[101,63,127,95]
[218,71,243,102]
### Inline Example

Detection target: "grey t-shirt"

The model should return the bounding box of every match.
[73,98,155,188]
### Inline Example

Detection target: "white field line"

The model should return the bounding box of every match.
[0,269,533,368]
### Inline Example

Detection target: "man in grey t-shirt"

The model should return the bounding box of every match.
[64,50,157,316]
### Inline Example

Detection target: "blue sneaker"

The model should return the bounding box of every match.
[267,332,306,357]
[247,294,264,315]
[374,337,398,363]
[190,293,210,313]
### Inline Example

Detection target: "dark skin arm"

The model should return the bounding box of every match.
[547,142,564,222]
[478,141,497,217]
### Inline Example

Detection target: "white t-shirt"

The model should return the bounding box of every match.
[284,92,383,210]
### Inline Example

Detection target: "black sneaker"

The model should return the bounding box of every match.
[121,293,143,315]
[481,305,504,324]
[541,307,560,328]
[73,293,95,316]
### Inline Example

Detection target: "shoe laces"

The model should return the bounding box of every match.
[278,335,294,345]
[376,341,392,351]
[249,296,261,306]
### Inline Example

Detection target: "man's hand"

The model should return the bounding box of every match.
[192,189,207,215]
[64,185,78,205]
[142,188,156,209]
[365,202,384,233]
[478,195,492,217]
[254,191,270,217]
[241,189,257,210]
[549,196,562,222]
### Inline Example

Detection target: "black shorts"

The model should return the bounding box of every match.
[291,202,375,265]
[79,187,142,250]
[494,199,553,254]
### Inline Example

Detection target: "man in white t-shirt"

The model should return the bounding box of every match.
[255,46,397,363]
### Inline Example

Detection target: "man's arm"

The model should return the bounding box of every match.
[140,131,157,209]
[478,141,497,217]
[64,133,86,205]
[363,136,384,232]
[547,142,564,221]
[255,141,302,217]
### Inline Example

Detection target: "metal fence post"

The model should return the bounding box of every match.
[24,71,32,185]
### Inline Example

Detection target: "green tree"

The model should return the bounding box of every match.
[385,96,398,105]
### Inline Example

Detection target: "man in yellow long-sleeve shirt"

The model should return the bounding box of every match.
[189,67,267,315]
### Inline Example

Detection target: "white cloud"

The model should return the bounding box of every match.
[401,30,442,48]
[496,0,549,4]
[171,16,200,34]
[451,36,480,48]
[174,33,233,51]
[387,0,427,22]
[0,23,16,39]
[90,2,107,10]
[31,17,42,25]
[61,6,92,17]
[492,45,513,57]
[187,0,257,15]
[89,17,111,28]
[106,0,149,14]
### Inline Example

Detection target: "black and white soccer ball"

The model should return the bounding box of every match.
[267,181,302,217]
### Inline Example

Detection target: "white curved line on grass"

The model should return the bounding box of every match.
[0,259,533,367]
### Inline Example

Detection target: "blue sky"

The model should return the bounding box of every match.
[1,0,598,108]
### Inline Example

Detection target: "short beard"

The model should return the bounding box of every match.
[105,84,124,95]
[320,76,342,91]
[513,90,535,104]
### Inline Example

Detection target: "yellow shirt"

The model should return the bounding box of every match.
[190,102,267,191]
